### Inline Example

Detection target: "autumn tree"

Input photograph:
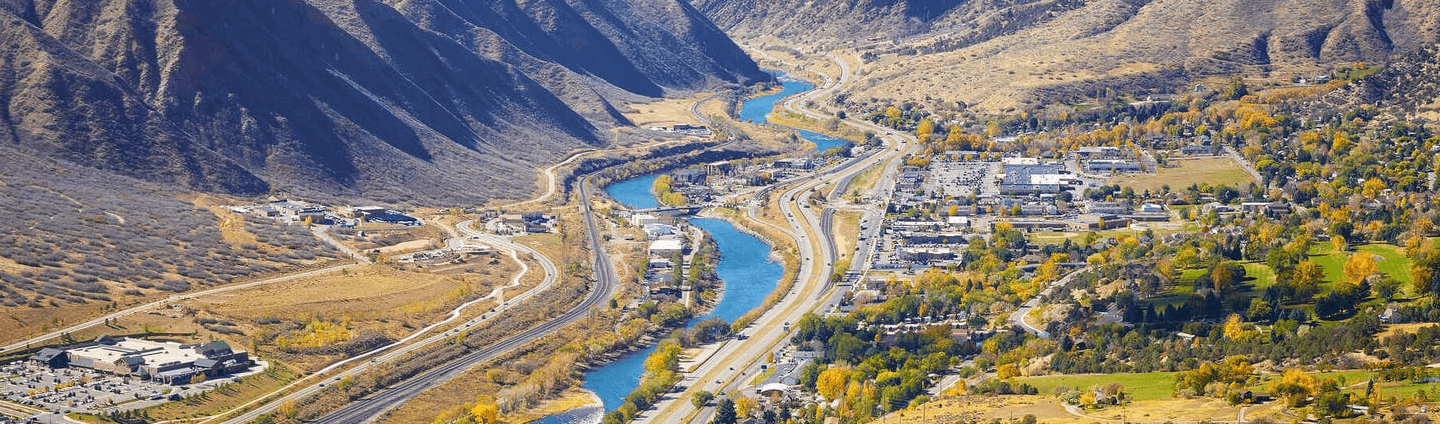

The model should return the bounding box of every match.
[1269,368,1317,407]
[1344,253,1379,284]
[470,398,499,424]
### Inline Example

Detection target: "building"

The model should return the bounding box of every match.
[1181,144,1215,156]
[775,158,813,169]
[1087,201,1128,215]
[998,163,1075,194]
[1074,146,1123,159]
[649,238,685,258]
[630,213,663,227]
[30,337,253,385]
[1085,160,1142,173]
[673,168,707,184]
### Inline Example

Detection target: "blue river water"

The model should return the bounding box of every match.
[533,176,785,424]
[533,72,818,424]
[737,73,850,153]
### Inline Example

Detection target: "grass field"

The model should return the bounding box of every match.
[1018,372,1178,402]
[1241,262,1277,289]
[1108,157,1256,194]
[1308,243,1413,292]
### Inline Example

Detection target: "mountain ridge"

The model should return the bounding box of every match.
[0,0,766,204]
[697,0,1440,113]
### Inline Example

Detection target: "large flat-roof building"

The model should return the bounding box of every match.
[998,163,1076,194]
[30,336,253,385]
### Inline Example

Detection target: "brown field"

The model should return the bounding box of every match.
[895,394,1294,424]
[622,92,718,129]
[832,210,862,269]
[1108,156,1257,193]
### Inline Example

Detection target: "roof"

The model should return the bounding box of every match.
[201,341,232,354]
[759,383,791,394]
[33,348,66,362]
[194,358,219,368]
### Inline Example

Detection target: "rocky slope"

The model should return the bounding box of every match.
[697,0,1440,113]
[0,0,765,204]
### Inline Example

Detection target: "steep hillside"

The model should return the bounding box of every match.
[0,0,765,204]
[698,0,1440,113]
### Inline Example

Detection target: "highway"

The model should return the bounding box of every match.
[301,181,617,424]
[0,261,361,355]
[637,51,921,424]
[209,221,564,424]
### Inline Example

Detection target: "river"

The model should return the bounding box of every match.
[532,71,822,424]
[739,72,850,153]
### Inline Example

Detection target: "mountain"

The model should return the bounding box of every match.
[0,0,765,204]
[695,0,1440,112]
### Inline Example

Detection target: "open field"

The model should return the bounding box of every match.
[1019,372,1178,402]
[840,164,884,201]
[1109,157,1256,193]
[1309,243,1413,290]
[832,210,862,267]
[1241,262,1277,289]
[622,92,716,129]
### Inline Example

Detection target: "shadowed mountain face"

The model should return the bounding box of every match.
[0,0,764,204]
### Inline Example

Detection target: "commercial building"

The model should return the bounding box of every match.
[29,336,253,385]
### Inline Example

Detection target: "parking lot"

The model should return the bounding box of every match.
[0,361,249,416]
[928,161,999,198]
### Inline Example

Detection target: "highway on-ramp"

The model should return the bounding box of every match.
[301,181,617,424]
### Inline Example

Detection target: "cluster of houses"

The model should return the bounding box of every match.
[31,336,254,385]
[645,123,713,137]
[230,200,419,227]
[630,213,694,303]
[482,211,556,235]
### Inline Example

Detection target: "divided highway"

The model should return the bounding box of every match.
[637,52,921,424]
[303,180,617,423]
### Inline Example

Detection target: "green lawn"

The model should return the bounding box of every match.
[1018,372,1178,401]
[1241,262,1277,289]
[1308,243,1412,292]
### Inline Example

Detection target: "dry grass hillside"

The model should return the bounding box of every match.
[701,0,1440,113]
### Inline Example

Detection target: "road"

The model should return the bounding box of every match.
[0,261,360,355]
[637,51,921,424]
[297,182,616,424]
[1006,267,1088,340]
[210,221,564,424]
[1223,145,1265,186]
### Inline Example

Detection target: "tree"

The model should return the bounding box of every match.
[692,391,715,409]
[817,367,850,400]
[1344,253,1379,284]
[1292,260,1324,300]
[470,399,499,424]
[997,363,1021,379]
[713,398,737,424]
[1269,368,1317,407]
[916,118,935,142]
